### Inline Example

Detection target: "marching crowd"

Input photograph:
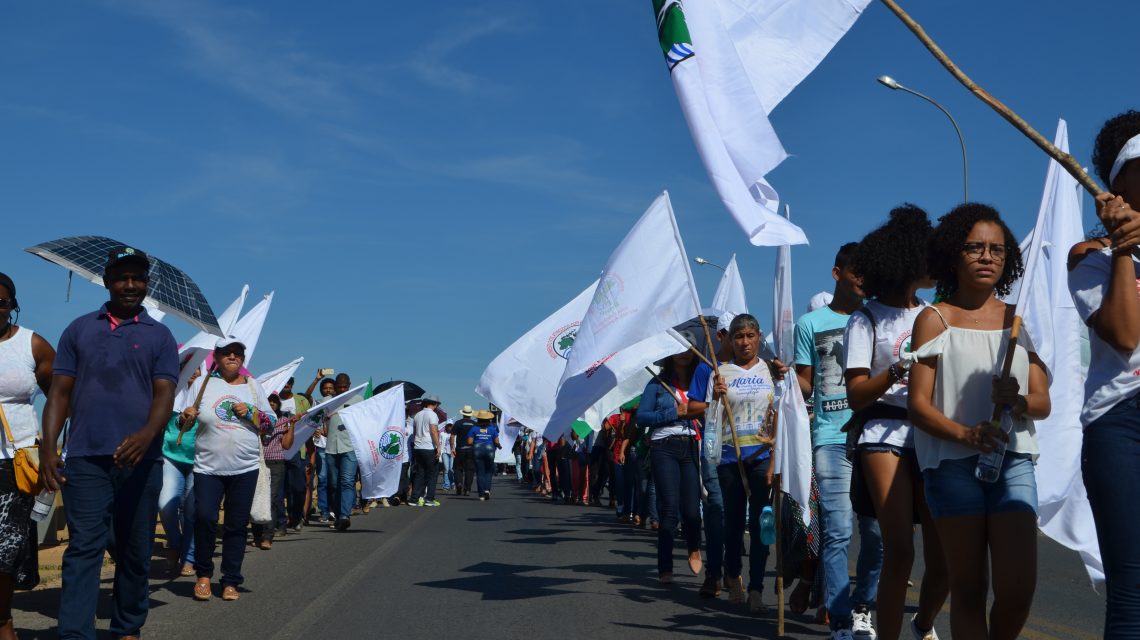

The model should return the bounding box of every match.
[0,110,1139,640]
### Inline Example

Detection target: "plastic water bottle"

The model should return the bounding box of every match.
[30,489,55,522]
[974,411,1014,483]
[759,505,776,545]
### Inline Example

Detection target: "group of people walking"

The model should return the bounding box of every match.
[517,111,1140,640]
[1,110,1140,639]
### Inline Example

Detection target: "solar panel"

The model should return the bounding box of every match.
[25,235,221,334]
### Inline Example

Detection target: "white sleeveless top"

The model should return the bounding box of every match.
[0,327,41,458]
[911,307,1041,472]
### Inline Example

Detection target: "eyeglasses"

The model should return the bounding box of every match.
[0,298,11,309]
[962,242,1007,261]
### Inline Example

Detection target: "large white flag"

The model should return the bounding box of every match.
[561,192,701,386]
[581,365,659,431]
[229,292,274,368]
[709,254,748,316]
[770,230,811,525]
[1012,120,1102,585]
[283,382,368,458]
[339,385,407,499]
[476,279,688,440]
[256,357,305,397]
[175,285,249,411]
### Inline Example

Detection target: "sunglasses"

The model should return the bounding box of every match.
[216,348,246,359]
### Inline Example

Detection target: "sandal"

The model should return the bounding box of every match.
[222,585,240,601]
[193,579,212,601]
[258,540,273,550]
[180,563,196,577]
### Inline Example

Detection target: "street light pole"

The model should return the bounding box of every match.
[878,75,969,202]
[693,257,725,271]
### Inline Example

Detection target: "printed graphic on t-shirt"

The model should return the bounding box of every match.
[814,328,846,400]
[893,330,914,387]
[212,395,246,430]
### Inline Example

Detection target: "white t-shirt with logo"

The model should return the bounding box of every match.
[413,408,439,451]
[1069,248,1140,425]
[844,299,927,448]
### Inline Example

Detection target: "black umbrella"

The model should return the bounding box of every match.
[26,235,221,334]
[375,380,426,401]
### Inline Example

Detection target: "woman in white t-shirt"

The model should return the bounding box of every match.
[844,205,947,640]
[0,272,54,637]
[177,338,277,603]
[909,204,1050,640]
[1068,111,1140,636]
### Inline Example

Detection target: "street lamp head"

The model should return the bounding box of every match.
[877,75,901,90]
[694,257,709,265]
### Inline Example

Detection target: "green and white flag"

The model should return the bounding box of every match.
[340,384,407,500]
[654,0,870,246]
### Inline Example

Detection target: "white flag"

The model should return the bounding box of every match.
[775,374,813,527]
[709,254,748,316]
[283,382,368,458]
[772,244,795,363]
[1012,120,1102,585]
[561,192,702,387]
[769,224,811,525]
[658,1,801,245]
[256,357,304,397]
[581,365,659,430]
[476,279,688,440]
[229,292,274,368]
[496,415,520,464]
[175,285,249,410]
[339,385,407,500]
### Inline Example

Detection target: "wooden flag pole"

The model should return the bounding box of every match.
[696,315,751,498]
[176,364,214,446]
[775,474,785,637]
[879,0,1105,198]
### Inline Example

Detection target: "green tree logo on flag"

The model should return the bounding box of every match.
[653,0,693,72]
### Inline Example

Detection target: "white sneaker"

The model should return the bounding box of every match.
[909,615,939,640]
[852,608,877,639]
[831,630,855,640]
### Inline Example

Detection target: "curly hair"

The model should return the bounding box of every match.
[850,204,933,299]
[928,202,1024,300]
[1092,110,1140,188]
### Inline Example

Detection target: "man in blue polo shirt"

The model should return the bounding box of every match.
[41,246,179,640]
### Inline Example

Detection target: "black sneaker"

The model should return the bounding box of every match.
[336,518,351,531]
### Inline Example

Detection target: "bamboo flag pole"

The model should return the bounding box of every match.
[878,0,1105,198]
[176,365,213,445]
[695,315,751,498]
[775,474,785,637]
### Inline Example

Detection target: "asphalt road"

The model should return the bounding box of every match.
[13,477,1105,639]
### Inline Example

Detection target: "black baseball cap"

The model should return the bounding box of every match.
[106,245,151,271]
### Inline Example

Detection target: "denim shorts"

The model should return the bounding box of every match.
[922,453,1037,519]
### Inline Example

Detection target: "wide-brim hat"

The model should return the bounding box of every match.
[460,405,474,417]
[474,410,495,421]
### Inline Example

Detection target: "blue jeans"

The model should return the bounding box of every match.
[59,456,162,640]
[441,452,454,489]
[641,454,659,523]
[326,450,358,519]
[701,455,726,579]
[1084,392,1140,638]
[158,458,195,565]
[474,445,495,494]
[651,437,702,574]
[718,458,773,592]
[315,448,330,517]
[515,452,524,481]
[193,470,257,587]
[613,462,626,515]
[815,443,883,629]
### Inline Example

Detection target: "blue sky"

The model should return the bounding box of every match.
[2,1,1137,416]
